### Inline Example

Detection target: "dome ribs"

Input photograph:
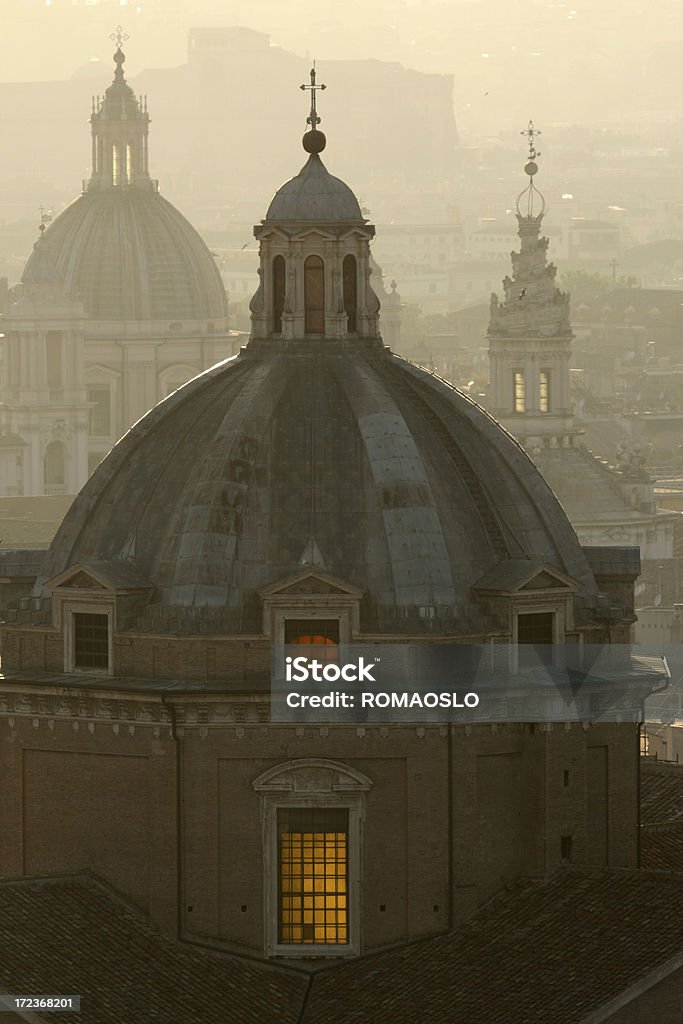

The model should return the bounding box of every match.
[381,360,509,562]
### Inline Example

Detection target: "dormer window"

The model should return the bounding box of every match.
[73,612,110,670]
[284,619,340,646]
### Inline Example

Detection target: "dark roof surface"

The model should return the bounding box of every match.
[39,345,598,628]
[2,870,682,1024]
[0,875,307,1024]
[640,761,683,873]
[266,153,363,222]
[641,761,683,825]
[303,869,683,1024]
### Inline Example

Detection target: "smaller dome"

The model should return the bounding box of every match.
[266,154,363,222]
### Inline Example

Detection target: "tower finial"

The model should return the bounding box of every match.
[110,25,129,51]
[516,119,545,218]
[299,62,327,154]
[520,119,542,162]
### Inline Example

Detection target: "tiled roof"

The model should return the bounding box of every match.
[0,875,307,1024]
[303,869,683,1024]
[640,761,683,873]
[640,761,683,824]
[641,824,683,872]
[2,870,682,1024]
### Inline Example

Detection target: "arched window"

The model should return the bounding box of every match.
[44,441,65,491]
[273,255,286,334]
[343,255,357,333]
[304,255,325,334]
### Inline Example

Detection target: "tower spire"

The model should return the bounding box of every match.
[299,63,327,154]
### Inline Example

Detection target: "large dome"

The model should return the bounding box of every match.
[41,342,596,632]
[266,154,364,222]
[23,189,228,322]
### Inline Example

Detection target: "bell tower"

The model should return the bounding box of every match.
[87,27,153,192]
[488,122,574,446]
[250,67,381,343]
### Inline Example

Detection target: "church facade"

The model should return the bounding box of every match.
[0,40,230,498]
[0,87,665,963]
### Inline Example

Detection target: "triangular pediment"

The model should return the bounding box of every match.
[45,559,153,593]
[259,570,363,599]
[290,227,337,243]
[53,568,106,590]
[339,227,374,241]
[519,569,574,591]
[473,559,580,595]
[256,225,292,242]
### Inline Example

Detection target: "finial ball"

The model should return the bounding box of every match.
[303,129,326,154]
[524,159,538,177]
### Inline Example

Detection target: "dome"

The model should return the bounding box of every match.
[22,190,228,322]
[266,154,363,222]
[42,343,596,631]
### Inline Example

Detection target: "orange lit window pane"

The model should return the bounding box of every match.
[279,809,348,945]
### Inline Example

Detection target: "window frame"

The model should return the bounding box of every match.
[63,600,114,676]
[253,759,371,959]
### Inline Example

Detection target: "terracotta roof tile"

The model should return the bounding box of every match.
[0,875,307,1024]
[641,761,683,825]
[302,869,683,1024]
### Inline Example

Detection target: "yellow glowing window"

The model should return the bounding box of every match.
[278,809,348,945]
[126,143,133,185]
[514,370,525,413]
[539,370,551,412]
[112,144,119,186]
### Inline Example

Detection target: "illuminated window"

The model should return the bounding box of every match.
[73,612,109,671]
[112,144,120,186]
[273,255,286,334]
[253,759,371,957]
[284,619,339,645]
[513,370,525,413]
[126,143,133,185]
[539,370,551,412]
[278,808,348,945]
[343,254,357,333]
[285,618,339,663]
[305,255,325,333]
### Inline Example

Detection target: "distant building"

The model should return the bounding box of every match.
[0,42,231,496]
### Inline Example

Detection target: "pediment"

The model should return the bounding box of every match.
[520,569,573,591]
[339,227,374,241]
[473,559,580,596]
[290,227,337,243]
[252,759,372,793]
[259,570,363,600]
[53,568,105,590]
[256,225,292,242]
[45,559,153,594]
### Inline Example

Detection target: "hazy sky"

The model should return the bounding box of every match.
[4,0,683,138]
